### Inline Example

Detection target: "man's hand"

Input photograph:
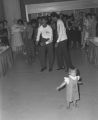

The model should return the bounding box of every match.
[40,42,46,46]
[55,42,58,48]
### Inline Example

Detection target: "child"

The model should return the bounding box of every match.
[57,68,82,109]
[24,22,34,64]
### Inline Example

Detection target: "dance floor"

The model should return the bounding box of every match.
[0,48,98,120]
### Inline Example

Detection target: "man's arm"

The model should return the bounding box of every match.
[36,27,41,42]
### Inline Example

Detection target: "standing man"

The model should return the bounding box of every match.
[36,16,54,72]
[51,12,74,72]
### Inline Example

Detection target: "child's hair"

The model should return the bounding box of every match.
[51,12,59,18]
[68,68,80,76]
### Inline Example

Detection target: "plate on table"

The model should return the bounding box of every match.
[0,46,9,53]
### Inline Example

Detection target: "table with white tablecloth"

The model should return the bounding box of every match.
[0,46,13,77]
[87,37,98,66]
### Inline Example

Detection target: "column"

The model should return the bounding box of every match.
[3,0,21,25]
[0,0,4,19]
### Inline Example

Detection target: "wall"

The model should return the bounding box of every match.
[3,0,21,25]
[96,8,98,18]
[19,0,75,20]
[23,0,74,4]
[20,0,98,20]
[0,0,4,19]
[20,0,26,21]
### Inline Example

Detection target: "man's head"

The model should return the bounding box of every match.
[51,12,59,22]
[37,17,42,25]
[31,19,37,28]
[17,19,24,25]
[41,16,48,27]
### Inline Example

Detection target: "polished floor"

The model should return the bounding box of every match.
[1,48,98,120]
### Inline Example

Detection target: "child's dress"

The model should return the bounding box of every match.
[64,75,79,102]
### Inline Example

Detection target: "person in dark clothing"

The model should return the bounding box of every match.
[0,21,9,46]
[24,22,34,64]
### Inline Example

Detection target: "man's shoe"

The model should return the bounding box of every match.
[40,67,47,72]
[65,69,68,73]
[49,68,53,72]
[56,67,65,70]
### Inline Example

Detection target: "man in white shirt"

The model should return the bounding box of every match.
[51,12,74,72]
[36,16,54,72]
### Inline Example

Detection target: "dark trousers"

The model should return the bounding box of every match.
[39,43,54,69]
[72,29,81,48]
[25,39,35,64]
[56,40,73,70]
[67,29,73,49]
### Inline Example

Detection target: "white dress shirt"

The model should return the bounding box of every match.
[36,25,53,45]
[57,19,68,43]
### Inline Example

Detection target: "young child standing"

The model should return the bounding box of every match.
[57,68,82,109]
[24,22,34,64]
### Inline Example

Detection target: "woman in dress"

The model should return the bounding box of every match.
[90,14,97,37]
[11,19,25,58]
[81,13,92,48]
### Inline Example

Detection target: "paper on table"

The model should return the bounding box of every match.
[93,37,98,42]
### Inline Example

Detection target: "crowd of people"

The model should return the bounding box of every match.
[0,11,98,109]
[0,11,98,72]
